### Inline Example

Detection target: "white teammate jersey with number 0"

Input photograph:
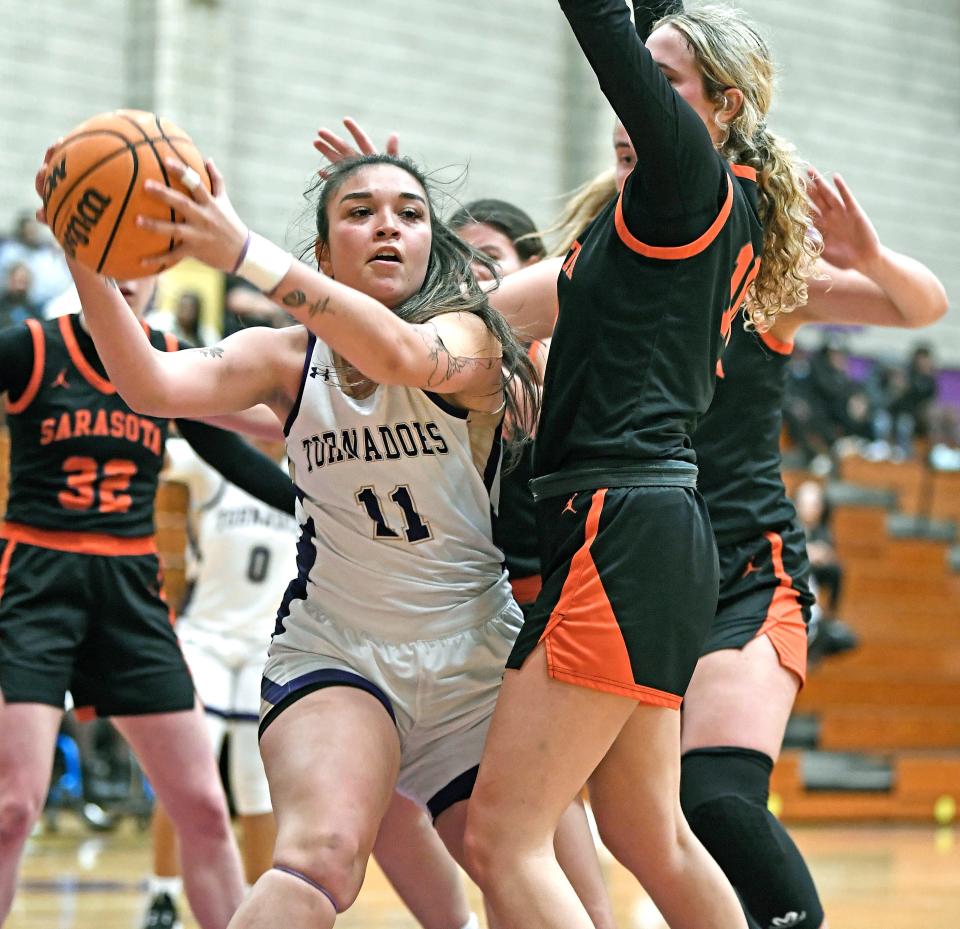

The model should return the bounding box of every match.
[164,438,297,656]
[280,334,513,642]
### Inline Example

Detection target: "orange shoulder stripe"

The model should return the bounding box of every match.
[6,318,46,414]
[163,331,179,353]
[60,314,116,395]
[731,163,757,181]
[615,175,733,260]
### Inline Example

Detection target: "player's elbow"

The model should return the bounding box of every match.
[904,282,949,329]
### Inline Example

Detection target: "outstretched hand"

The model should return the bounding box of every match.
[313,117,399,176]
[138,158,249,273]
[807,168,882,272]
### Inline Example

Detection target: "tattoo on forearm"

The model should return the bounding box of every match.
[192,346,225,360]
[308,297,331,318]
[282,290,306,308]
[419,324,495,387]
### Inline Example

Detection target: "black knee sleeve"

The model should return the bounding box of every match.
[680,747,824,929]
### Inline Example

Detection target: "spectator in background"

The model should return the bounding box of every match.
[783,349,835,473]
[0,263,42,329]
[173,290,220,346]
[896,345,938,443]
[794,480,857,659]
[0,211,72,307]
[222,276,288,337]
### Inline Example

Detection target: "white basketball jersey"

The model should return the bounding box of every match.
[281,336,513,641]
[164,438,297,651]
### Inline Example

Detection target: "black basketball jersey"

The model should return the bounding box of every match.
[537,0,765,482]
[4,313,177,538]
[535,163,763,479]
[692,321,797,545]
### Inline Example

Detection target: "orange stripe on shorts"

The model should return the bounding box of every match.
[0,540,16,602]
[757,531,808,685]
[538,489,681,708]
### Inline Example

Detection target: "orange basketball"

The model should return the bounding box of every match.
[41,109,211,280]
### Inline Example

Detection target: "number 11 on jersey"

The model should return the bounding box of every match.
[356,484,432,543]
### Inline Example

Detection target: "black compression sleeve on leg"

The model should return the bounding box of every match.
[680,747,825,929]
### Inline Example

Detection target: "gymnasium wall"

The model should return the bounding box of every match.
[1,0,957,361]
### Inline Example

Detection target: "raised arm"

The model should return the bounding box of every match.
[771,171,948,340]
[559,0,722,235]
[632,1,682,42]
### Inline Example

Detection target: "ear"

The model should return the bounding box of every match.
[718,88,745,125]
[315,240,333,277]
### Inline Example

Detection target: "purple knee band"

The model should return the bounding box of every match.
[273,864,339,913]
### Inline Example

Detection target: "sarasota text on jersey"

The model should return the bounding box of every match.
[39,408,163,455]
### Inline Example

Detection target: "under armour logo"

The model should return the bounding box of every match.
[51,368,70,389]
[562,494,577,515]
[770,911,806,928]
[309,365,332,382]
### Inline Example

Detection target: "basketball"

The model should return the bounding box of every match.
[41,109,210,280]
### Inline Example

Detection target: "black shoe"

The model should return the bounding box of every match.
[809,617,859,662]
[142,892,181,929]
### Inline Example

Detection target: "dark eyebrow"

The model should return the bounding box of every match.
[615,141,633,149]
[339,190,427,205]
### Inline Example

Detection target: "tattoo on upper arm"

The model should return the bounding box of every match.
[308,297,331,317]
[282,290,307,308]
[191,346,225,360]
[418,323,495,387]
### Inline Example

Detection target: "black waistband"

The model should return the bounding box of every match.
[529,460,698,502]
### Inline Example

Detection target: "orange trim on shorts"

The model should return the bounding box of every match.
[6,319,45,414]
[60,314,116,395]
[730,163,758,181]
[614,175,733,261]
[756,531,808,685]
[759,329,793,356]
[0,539,16,601]
[163,331,179,353]
[0,522,157,557]
[538,490,682,709]
[510,574,542,606]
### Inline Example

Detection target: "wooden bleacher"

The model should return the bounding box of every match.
[774,457,960,823]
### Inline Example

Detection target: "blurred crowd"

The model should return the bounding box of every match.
[0,211,288,348]
[783,337,960,475]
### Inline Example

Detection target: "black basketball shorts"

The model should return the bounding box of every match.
[0,537,194,716]
[506,484,719,707]
[701,520,814,684]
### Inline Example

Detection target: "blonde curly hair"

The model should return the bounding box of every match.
[658,5,821,329]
